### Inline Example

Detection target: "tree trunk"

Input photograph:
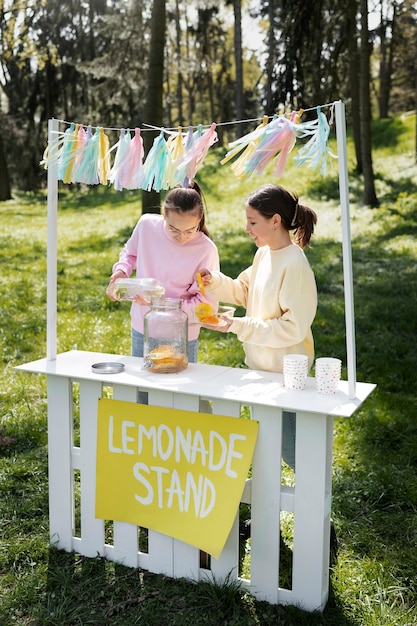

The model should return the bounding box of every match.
[378,1,396,118]
[348,0,362,171]
[0,130,12,201]
[265,0,276,114]
[359,0,378,206]
[233,0,244,137]
[414,6,417,163]
[174,0,184,126]
[142,0,166,214]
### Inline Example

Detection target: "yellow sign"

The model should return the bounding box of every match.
[96,398,258,559]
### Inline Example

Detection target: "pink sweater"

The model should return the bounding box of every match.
[113,213,220,340]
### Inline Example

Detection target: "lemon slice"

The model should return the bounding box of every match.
[196,272,205,296]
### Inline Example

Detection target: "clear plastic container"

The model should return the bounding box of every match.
[193,303,236,328]
[143,298,188,373]
[108,278,165,302]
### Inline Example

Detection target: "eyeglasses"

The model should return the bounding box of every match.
[165,222,200,239]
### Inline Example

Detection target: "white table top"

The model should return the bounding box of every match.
[16,350,376,418]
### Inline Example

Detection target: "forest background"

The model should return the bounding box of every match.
[0,0,416,205]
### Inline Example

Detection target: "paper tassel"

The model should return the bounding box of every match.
[173,125,203,187]
[220,115,269,166]
[117,128,144,190]
[293,107,334,175]
[167,127,185,161]
[242,115,298,178]
[57,122,76,182]
[98,127,110,184]
[221,116,270,178]
[70,124,88,183]
[185,122,218,179]
[70,126,95,184]
[108,129,131,191]
[174,123,217,186]
[74,127,101,185]
[271,111,300,177]
[139,131,172,192]
[62,123,82,183]
[125,128,144,189]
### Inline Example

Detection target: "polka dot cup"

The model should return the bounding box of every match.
[283,354,309,390]
[315,357,342,394]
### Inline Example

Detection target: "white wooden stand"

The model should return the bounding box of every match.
[17,350,375,612]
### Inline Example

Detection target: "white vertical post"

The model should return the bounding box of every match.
[47,118,59,361]
[250,405,282,604]
[47,375,74,550]
[292,412,332,611]
[334,100,357,399]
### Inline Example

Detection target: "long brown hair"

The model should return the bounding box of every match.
[163,181,210,237]
[246,184,317,248]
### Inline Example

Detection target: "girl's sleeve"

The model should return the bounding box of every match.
[112,223,139,277]
[206,265,252,308]
[178,245,221,317]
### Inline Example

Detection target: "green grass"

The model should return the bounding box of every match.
[1,113,417,625]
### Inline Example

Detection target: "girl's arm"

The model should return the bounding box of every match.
[177,247,220,317]
[106,223,139,300]
[203,266,252,308]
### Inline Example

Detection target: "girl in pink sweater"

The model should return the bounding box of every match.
[107,182,219,363]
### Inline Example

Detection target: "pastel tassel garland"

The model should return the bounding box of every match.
[42,107,335,190]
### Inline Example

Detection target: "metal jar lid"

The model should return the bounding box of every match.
[91,362,125,374]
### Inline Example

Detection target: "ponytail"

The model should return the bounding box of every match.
[291,202,317,249]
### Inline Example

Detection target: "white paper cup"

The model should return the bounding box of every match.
[283,354,308,390]
[315,357,342,394]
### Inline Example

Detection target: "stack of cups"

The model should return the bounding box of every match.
[315,357,342,394]
[283,354,309,390]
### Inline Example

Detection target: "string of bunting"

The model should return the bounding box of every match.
[41,103,337,191]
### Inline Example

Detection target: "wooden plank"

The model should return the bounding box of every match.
[146,388,175,576]
[79,379,105,556]
[249,405,282,603]
[291,412,333,611]
[47,376,74,550]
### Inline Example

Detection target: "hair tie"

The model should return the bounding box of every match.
[291,202,299,227]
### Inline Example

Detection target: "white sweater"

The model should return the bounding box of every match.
[206,243,317,373]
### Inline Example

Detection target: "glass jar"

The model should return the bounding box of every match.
[143,298,188,373]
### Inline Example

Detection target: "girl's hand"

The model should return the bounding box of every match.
[197,268,212,287]
[106,269,127,301]
[200,317,233,333]
[133,294,151,306]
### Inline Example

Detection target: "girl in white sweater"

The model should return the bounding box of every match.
[198,183,318,470]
